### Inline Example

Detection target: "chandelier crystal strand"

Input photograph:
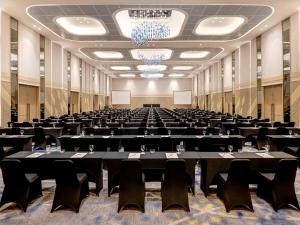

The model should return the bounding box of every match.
[131,21,170,46]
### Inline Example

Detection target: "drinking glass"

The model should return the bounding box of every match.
[176,145,181,154]
[81,130,85,136]
[140,145,145,154]
[228,145,233,154]
[20,130,24,135]
[203,130,206,136]
[150,148,155,154]
[289,130,293,136]
[89,145,94,154]
[227,130,230,136]
[168,130,171,136]
[110,130,114,136]
[2,133,6,136]
[144,130,148,136]
[265,144,270,153]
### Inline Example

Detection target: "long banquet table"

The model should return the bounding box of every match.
[6,151,295,197]
[267,135,300,151]
[58,134,245,152]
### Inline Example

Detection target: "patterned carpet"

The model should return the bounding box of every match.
[0,166,299,225]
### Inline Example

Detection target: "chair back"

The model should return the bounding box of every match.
[227,159,251,184]
[1,159,27,185]
[157,127,167,135]
[273,121,282,127]
[53,160,79,185]
[85,127,95,135]
[11,127,21,135]
[34,127,46,143]
[164,159,187,185]
[119,160,143,184]
[185,127,196,135]
[274,159,298,183]
[257,127,268,139]
[275,127,288,135]
[206,127,216,135]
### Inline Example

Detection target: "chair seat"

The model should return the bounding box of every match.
[25,173,39,183]
[77,173,88,184]
[284,147,299,155]
[259,172,275,181]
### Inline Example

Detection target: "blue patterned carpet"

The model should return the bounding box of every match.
[0,166,299,225]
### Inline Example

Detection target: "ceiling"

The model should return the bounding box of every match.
[1,0,300,79]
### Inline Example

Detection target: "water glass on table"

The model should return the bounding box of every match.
[228,145,233,154]
[89,145,94,154]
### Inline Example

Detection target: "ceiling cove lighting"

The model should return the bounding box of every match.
[119,74,136,77]
[173,66,193,71]
[137,65,167,71]
[55,16,107,36]
[195,16,245,36]
[140,73,164,79]
[110,66,131,71]
[168,73,185,77]
[180,51,210,59]
[114,9,186,39]
[93,51,123,59]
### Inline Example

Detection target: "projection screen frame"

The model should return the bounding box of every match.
[173,90,192,105]
[111,90,131,105]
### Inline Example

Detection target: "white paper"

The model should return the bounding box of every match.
[166,153,178,159]
[219,153,235,158]
[256,153,274,158]
[220,135,229,138]
[26,152,45,158]
[103,136,110,139]
[136,135,145,138]
[283,135,295,138]
[128,153,141,159]
[196,135,204,138]
[161,135,170,138]
[71,153,87,158]
[71,136,81,138]
[9,135,18,138]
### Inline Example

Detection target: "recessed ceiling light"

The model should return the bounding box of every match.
[168,73,185,77]
[94,51,123,59]
[114,9,186,39]
[130,49,173,60]
[119,74,136,77]
[137,65,167,71]
[195,16,245,36]
[180,51,210,59]
[110,66,131,71]
[173,66,193,71]
[140,73,164,78]
[56,16,107,36]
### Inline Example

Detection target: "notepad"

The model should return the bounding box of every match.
[71,153,87,158]
[103,136,110,139]
[256,153,274,158]
[220,135,229,138]
[283,135,295,138]
[128,153,141,159]
[8,135,18,138]
[219,153,235,158]
[161,135,170,138]
[136,135,145,138]
[71,136,81,138]
[196,135,204,138]
[166,153,178,159]
[26,152,45,158]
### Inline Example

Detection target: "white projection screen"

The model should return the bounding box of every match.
[112,90,131,105]
[173,91,192,105]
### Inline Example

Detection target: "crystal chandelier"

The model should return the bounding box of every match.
[129,9,172,19]
[138,53,165,65]
[131,21,170,46]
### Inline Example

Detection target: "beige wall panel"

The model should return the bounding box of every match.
[291,80,300,126]
[263,85,283,122]
[239,88,251,117]
[224,91,232,114]
[18,85,38,122]
[51,88,67,116]
[70,91,79,114]
[1,81,10,126]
